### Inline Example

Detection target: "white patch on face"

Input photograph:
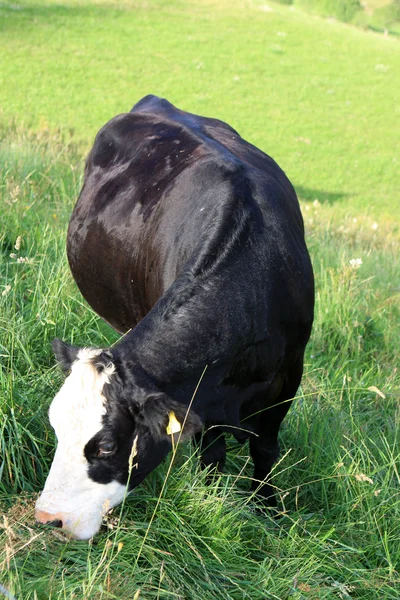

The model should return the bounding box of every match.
[48,347,113,444]
[35,348,127,540]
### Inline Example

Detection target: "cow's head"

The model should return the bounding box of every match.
[35,339,202,540]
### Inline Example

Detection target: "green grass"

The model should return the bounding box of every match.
[1,1,400,598]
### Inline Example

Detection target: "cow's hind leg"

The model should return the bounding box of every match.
[250,358,304,507]
[195,426,226,473]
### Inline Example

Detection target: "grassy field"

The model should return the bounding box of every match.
[1,1,400,598]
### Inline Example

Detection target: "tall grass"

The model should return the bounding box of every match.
[1,123,399,599]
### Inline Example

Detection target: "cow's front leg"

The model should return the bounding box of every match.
[249,431,280,507]
[195,426,226,473]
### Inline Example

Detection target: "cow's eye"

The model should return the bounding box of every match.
[97,442,116,457]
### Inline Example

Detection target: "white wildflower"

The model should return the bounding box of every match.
[349,258,362,269]
[313,199,320,207]
[371,222,378,230]
[9,253,17,259]
[2,285,11,297]
[15,236,22,250]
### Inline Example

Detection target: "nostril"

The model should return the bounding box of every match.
[46,519,63,529]
[35,510,64,528]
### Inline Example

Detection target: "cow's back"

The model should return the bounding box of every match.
[67,96,313,365]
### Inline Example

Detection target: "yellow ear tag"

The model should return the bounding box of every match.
[166,411,181,435]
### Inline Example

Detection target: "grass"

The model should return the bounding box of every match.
[1,1,399,598]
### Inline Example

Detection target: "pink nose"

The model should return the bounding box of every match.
[35,509,64,529]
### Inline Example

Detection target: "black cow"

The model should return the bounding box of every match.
[35,96,314,539]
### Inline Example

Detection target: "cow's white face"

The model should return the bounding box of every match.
[35,348,126,540]
[36,339,203,541]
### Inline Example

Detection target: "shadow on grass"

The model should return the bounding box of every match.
[0,1,155,33]
[294,185,348,205]
[0,2,97,24]
[366,24,400,38]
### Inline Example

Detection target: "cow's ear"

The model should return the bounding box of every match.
[142,394,203,442]
[52,339,80,373]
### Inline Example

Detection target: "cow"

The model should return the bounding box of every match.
[35,95,314,540]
